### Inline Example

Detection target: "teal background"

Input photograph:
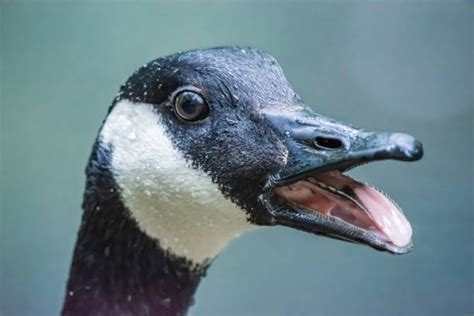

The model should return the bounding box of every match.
[1,1,472,315]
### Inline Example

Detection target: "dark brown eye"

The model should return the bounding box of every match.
[173,91,209,121]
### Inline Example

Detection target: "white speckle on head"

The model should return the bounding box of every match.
[101,100,257,264]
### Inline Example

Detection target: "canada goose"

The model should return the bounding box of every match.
[62,46,423,316]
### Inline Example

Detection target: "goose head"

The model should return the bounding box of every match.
[100,46,423,265]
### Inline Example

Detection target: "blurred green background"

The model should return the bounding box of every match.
[1,1,472,315]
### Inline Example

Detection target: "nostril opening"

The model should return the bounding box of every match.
[314,136,344,150]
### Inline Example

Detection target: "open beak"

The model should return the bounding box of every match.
[260,107,423,254]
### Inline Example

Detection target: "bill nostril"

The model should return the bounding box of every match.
[313,136,344,150]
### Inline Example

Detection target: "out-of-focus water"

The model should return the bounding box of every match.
[1,1,472,315]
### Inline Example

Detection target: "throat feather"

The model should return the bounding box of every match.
[63,144,206,316]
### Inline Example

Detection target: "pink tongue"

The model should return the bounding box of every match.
[315,171,413,247]
[351,184,412,247]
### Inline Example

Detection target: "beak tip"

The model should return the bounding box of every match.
[410,140,424,161]
[389,133,424,161]
[403,138,424,161]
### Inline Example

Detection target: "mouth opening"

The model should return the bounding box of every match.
[273,170,412,249]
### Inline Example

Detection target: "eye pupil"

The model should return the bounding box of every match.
[181,99,198,115]
[174,91,208,121]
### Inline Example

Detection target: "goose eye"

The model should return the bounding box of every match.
[173,91,209,121]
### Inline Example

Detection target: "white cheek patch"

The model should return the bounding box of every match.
[100,100,257,264]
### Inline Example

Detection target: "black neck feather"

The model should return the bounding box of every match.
[62,143,207,316]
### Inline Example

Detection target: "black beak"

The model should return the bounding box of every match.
[261,107,423,254]
[262,108,423,186]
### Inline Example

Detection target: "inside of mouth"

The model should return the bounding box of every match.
[273,170,412,248]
